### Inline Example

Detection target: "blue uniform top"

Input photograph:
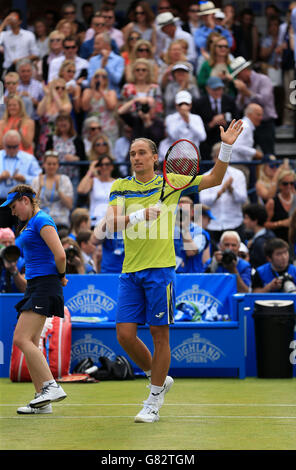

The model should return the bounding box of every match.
[174,223,210,273]
[101,234,125,273]
[17,210,58,279]
[254,263,296,286]
[203,256,252,287]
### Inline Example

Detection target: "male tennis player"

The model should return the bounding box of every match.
[104,120,243,423]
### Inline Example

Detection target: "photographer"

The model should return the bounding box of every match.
[117,96,165,147]
[204,230,251,293]
[61,237,85,274]
[252,238,296,293]
[0,227,26,293]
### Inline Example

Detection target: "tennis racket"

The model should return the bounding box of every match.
[159,138,200,203]
[146,139,200,227]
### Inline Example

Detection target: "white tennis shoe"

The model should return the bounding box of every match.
[29,383,67,408]
[17,403,53,414]
[134,401,160,423]
[147,376,174,409]
[157,376,174,409]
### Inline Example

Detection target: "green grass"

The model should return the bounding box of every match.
[1,377,295,450]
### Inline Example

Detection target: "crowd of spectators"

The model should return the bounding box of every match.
[0,0,295,296]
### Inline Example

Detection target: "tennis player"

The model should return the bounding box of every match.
[105,120,243,423]
[0,184,68,414]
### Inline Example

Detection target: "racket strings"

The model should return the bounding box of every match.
[165,140,199,189]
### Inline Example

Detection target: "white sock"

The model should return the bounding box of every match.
[144,370,151,381]
[148,384,164,403]
[43,379,57,388]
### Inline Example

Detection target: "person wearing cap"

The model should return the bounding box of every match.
[0,130,41,228]
[174,196,211,273]
[164,90,206,148]
[0,184,68,413]
[195,76,239,157]
[155,12,196,67]
[163,61,199,115]
[193,1,233,57]
[230,55,277,155]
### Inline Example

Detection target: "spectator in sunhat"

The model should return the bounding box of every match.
[155,12,196,67]
[230,55,277,155]
[194,1,233,56]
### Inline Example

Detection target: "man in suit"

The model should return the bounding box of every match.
[194,76,239,159]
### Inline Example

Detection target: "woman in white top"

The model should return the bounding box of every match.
[77,155,115,228]
[31,150,73,230]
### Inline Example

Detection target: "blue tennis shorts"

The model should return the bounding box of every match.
[116,267,176,326]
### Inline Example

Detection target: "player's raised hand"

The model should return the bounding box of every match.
[220,119,243,145]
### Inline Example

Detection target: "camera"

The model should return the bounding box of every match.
[221,249,237,265]
[279,273,296,293]
[95,79,101,90]
[65,245,80,262]
[0,245,21,266]
[135,101,150,114]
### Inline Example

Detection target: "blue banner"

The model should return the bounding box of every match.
[63,274,237,323]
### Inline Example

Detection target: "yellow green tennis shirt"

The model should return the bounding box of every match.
[108,174,203,273]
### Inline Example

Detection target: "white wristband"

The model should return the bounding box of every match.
[218,142,232,163]
[129,209,146,225]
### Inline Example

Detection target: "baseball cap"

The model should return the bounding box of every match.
[175,90,192,105]
[206,76,224,89]
[202,205,216,220]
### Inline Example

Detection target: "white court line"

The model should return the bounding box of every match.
[1,415,296,420]
[1,403,296,407]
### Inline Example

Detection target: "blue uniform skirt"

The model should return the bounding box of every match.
[15,275,64,318]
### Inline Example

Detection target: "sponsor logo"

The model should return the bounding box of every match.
[155,311,165,319]
[171,333,225,364]
[176,284,223,321]
[71,334,116,366]
[65,284,116,318]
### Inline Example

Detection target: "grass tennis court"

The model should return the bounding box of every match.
[1,377,295,450]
